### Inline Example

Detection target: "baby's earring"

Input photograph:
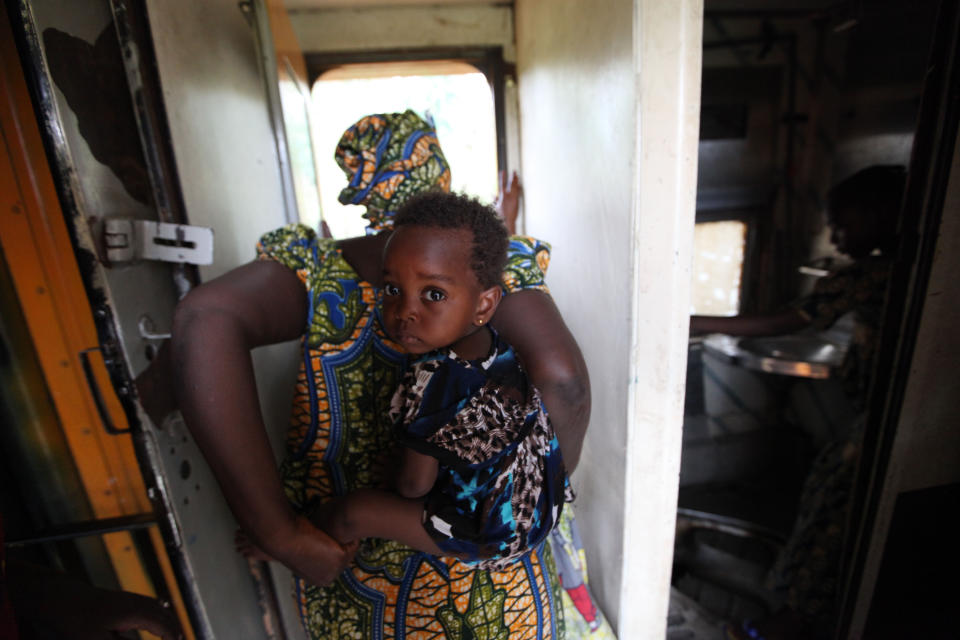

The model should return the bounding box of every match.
[475,317,485,326]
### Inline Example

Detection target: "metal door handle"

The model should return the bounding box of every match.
[79,347,131,434]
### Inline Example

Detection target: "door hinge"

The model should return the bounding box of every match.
[104,219,214,265]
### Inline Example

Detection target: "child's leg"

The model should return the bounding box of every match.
[316,489,445,556]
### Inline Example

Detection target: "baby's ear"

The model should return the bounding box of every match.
[473,286,502,326]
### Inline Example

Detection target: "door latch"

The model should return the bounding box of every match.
[104,219,214,265]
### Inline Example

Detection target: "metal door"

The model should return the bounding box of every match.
[8,0,304,637]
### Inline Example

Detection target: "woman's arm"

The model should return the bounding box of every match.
[171,259,354,586]
[689,308,809,337]
[7,558,182,640]
[491,290,590,473]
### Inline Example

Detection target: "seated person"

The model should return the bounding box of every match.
[692,165,906,412]
[692,166,907,640]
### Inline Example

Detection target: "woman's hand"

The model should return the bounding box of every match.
[7,558,183,640]
[236,515,357,587]
[494,171,523,234]
[268,515,358,587]
[81,589,183,640]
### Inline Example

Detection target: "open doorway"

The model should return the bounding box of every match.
[670,2,942,638]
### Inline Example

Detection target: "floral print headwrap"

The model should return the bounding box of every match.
[335,110,451,233]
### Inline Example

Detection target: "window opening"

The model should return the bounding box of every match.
[690,219,747,316]
[310,60,498,238]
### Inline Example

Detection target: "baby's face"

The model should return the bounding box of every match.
[381,225,485,354]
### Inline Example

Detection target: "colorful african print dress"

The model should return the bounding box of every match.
[258,224,565,640]
[391,329,572,571]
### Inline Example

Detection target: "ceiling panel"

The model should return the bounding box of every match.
[285,0,502,10]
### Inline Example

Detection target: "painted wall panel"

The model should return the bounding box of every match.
[145,1,301,636]
[515,0,636,628]
[290,4,515,60]
[144,0,299,455]
[146,0,288,280]
[516,0,701,635]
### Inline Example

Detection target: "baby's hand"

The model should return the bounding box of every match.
[270,515,357,586]
[309,497,358,546]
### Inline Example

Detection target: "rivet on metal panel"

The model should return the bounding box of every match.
[101,341,118,359]
[238,0,254,27]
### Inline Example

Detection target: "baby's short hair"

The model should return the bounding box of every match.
[394,191,508,289]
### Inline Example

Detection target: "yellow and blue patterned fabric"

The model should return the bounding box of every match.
[335,110,451,233]
[391,328,572,571]
[257,223,563,639]
[549,513,618,638]
[260,109,615,640]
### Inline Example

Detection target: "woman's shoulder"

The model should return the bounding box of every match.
[256,223,352,281]
[502,235,552,295]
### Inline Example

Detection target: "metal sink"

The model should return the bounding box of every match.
[702,333,847,379]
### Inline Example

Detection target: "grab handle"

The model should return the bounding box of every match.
[79,347,131,435]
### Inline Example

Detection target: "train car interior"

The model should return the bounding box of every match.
[1,0,957,638]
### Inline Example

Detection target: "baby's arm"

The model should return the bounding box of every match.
[310,449,440,552]
[313,489,444,555]
[394,447,439,498]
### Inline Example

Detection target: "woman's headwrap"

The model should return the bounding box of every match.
[335,110,451,233]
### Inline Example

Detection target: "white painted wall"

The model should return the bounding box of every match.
[147,0,290,281]
[289,4,515,60]
[514,0,634,626]
[147,0,299,452]
[147,3,303,636]
[515,0,702,635]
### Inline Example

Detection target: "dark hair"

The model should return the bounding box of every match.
[394,191,508,289]
[828,165,907,246]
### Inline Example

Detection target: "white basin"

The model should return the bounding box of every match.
[702,334,847,379]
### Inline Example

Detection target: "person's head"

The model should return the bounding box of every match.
[826,165,907,259]
[381,191,508,354]
[335,110,451,234]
